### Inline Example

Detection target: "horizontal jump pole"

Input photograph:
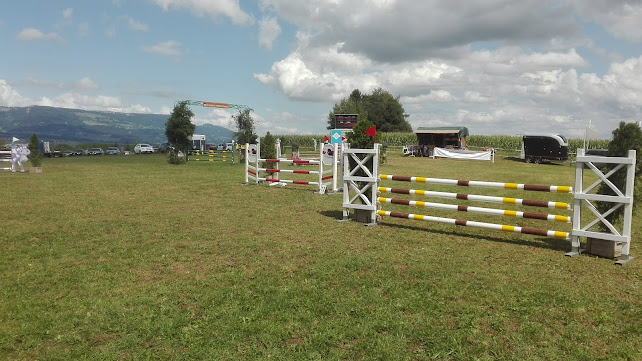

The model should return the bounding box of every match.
[192,155,231,157]
[263,178,319,185]
[193,158,232,162]
[261,158,320,165]
[378,197,571,223]
[263,168,318,175]
[378,187,571,210]
[379,174,572,193]
[193,151,233,154]
[377,210,569,239]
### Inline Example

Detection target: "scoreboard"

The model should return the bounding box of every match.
[335,114,358,130]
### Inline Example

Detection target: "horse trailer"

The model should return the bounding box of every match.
[520,134,569,164]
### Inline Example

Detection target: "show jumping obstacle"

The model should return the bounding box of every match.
[376,173,573,240]
[190,149,235,163]
[342,145,636,263]
[245,138,339,194]
[0,150,11,171]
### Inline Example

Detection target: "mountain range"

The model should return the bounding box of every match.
[0,106,235,146]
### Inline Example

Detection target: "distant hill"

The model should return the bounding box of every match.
[0,106,235,145]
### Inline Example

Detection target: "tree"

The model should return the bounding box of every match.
[27,133,42,168]
[364,88,412,132]
[327,88,411,132]
[327,89,368,129]
[165,101,195,163]
[346,119,376,149]
[596,121,642,230]
[233,109,258,145]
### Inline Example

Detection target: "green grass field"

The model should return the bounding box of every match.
[2,151,641,360]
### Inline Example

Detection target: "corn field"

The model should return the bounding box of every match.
[466,135,610,154]
[273,133,610,154]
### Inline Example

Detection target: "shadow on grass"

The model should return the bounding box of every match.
[504,156,523,163]
[383,222,568,252]
[322,209,569,252]
[244,183,338,195]
[320,209,344,220]
[504,156,569,167]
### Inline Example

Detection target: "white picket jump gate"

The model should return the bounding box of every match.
[245,138,339,194]
[1,150,12,171]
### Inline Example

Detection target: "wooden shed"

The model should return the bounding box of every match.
[415,126,470,149]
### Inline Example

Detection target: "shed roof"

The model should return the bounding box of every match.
[415,126,470,137]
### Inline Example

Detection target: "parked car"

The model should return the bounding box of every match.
[159,142,174,153]
[88,147,104,155]
[74,149,87,156]
[106,147,121,155]
[134,143,154,154]
[63,150,74,157]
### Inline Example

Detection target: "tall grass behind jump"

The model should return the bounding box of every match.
[1,153,641,360]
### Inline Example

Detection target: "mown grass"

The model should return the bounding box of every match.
[1,152,641,360]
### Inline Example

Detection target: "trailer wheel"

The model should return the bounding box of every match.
[525,157,532,163]
[534,157,541,164]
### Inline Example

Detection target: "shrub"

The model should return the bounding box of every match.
[261,132,277,175]
[168,150,186,165]
[28,133,42,168]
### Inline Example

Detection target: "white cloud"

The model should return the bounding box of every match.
[76,77,100,90]
[151,0,254,26]
[0,80,30,107]
[48,93,152,113]
[62,8,73,20]
[255,52,347,101]
[462,48,587,75]
[143,41,182,56]
[56,8,74,31]
[258,16,281,50]
[464,91,493,104]
[77,22,89,37]
[402,90,456,104]
[0,78,149,113]
[573,0,642,42]
[16,28,64,42]
[261,0,580,62]
[254,111,316,135]
[21,76,100,91]
[124,16,149,32]
[193,109,233,127]
[255,44,587,103]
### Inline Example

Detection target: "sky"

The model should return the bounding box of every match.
[1,0,642,139]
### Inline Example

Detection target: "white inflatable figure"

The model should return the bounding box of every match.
[11,141,30,173]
